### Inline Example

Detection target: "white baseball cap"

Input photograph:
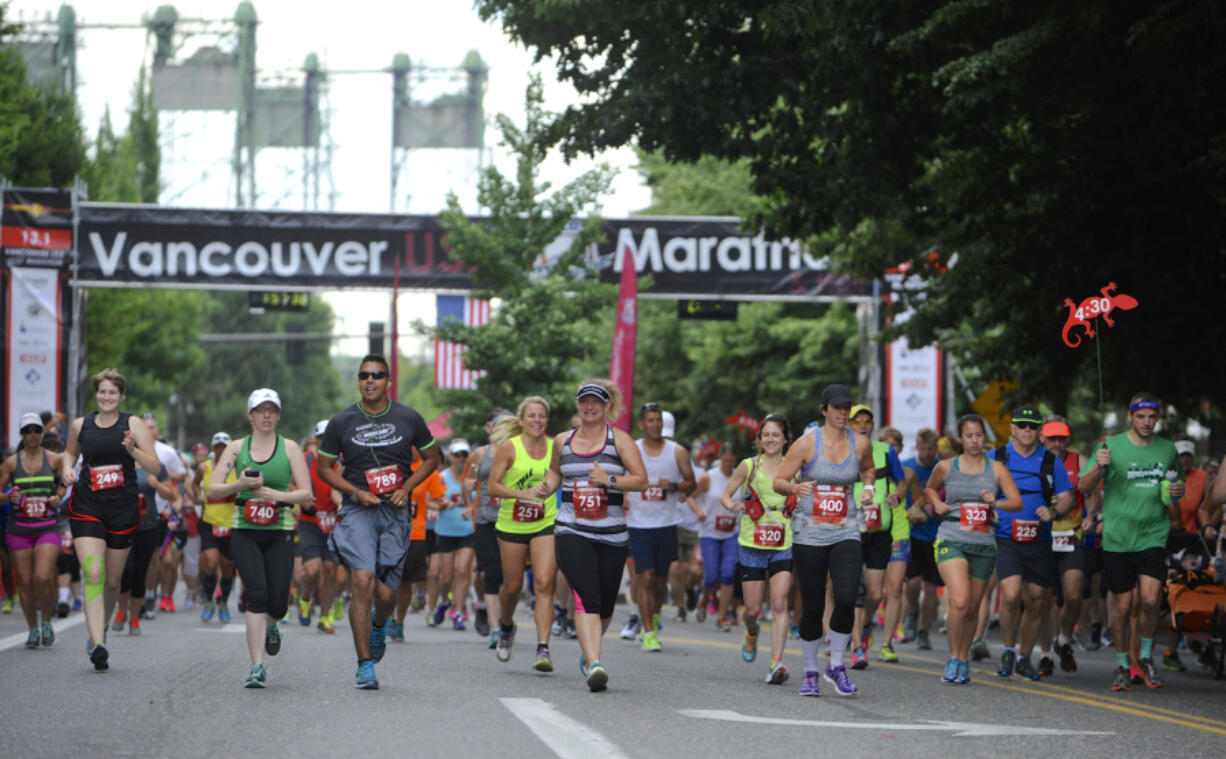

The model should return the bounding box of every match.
[211,432,231,447]
[450,439,471,455]
[1174,440,1195,456]
[247,388,282,412]
[661,410,676,439]
[312,419,328,437]
[18,412,44,431]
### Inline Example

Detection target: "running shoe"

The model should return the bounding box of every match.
[489,629,500,650]
[475,607,491,637]
[244,662,267,688]
[355,660,378,690]
[317,614,336,635]
[265,622,282,656]
[799,670,820,696]
[25,629,40,649]
[970,636,990,661]
[128,619,141,636]
[111,611,127,633]
[586,661,608,692]
[652,613,662,633]
[850,648,868,670]
[40,621,55,646]
[218,605,231,624]
[916,630,932,650]
[1130,663,1143,685]
[298,597,313,626]
[1087,623,1103,651]
[878,644,899,663]
[157,596,171,613]
[200,603,216,622]
[695,604,707,624]
[956,659,971,684]
[675,608,687,623]
[432,600,451,627]
[387,619,404,641]
[942,657,960,683]
[1111,665,1131,692]
[1058,643,1078,673]
[1137,657,1165,689]
[1037,655,1054,677]
[184,594,196,611]
[686,585,699,611]
[860,627,873,652]
[551,608,565,637]
[707,597,718,616]
[533,644,553,672]
[409,591,425,614]
[766,661,789,685]
[719,617,733,633]
[333,596,347,621]
[497,623,516,662]
[369,621,387,663]
[453,611,467,631]
[579,651,588,676]
[741,632,758,663]
[1015,655,1040,680]
[564,620,577,639]
[620,614,641,640]
[56,600,70,618]
[1,595,15,613]
[642,630,662,652]
[997,649,1017,677]
[1161,650,1185,672]
[900,613,918,643]
[89,641,109,671]
[72,598,82,612]
[164,597,177,613]
[824,663,858,696]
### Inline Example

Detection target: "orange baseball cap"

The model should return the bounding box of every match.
[1041,421,1071,438]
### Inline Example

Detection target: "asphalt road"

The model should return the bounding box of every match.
[2,590,1223,758]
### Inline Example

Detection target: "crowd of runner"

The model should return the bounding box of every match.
[3,360,1224,696]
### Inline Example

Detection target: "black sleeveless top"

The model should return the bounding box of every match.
[75,412,139,507]
[8,450,59,533]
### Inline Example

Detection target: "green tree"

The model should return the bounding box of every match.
[421,76,616,441]
[477,1,1226,433]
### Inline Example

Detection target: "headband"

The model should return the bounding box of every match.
[1129,400,1159,412]
[576,383,611,402]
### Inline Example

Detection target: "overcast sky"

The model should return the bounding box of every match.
[12,0,652,357]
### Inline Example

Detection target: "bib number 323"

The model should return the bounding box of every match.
[960,503,991,533]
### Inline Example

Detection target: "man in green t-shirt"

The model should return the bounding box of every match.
[1078,392,1184,693]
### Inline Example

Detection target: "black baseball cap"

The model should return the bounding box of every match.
[821,384,854,408]
[1011,406,1042,425]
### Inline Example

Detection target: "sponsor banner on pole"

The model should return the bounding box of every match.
[609,246,637,432]
[1,188,74,270]
[75,204,872,298]
[6,266,62,447]
[885,338,942,461]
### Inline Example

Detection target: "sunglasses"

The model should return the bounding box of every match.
[1013,422,1040,431]
[21,426,42,435]
[452,451,469,457]
[358,371,389,380]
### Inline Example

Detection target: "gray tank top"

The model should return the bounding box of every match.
[474,445,499,525]
[935,455,999,546]
[793,425,861,547]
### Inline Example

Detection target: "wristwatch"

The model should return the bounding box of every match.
[609,475,618,488]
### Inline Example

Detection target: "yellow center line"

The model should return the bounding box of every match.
[662,635,1226,737]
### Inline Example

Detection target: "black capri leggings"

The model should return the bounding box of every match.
[121,524,165,599]
[554,532,627,619]
[474,522,503,595]
[793,540,863,641]
[231,529,295,619]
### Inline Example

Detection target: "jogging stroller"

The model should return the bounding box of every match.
[1163,533,1226,680]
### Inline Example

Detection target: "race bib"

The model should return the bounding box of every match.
[753,522,786,548]
[60,529,73,554]
[642,485,667,502]
[243,499,279,526]
[572,480,609,520]
[863,502,882,531]
[317,510,337,534]
[715,515,736,532]
[19,495,51,519]
[212,525,231,538]
[364,465,404,495]
[812,485,849,525]
[426,508,439,522]
[1052,529,1075,553]
[512,499,544,523]
[959,503,991,533]
[90,464,124,491]
[1012,518,1040,543]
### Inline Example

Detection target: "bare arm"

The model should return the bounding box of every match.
[60,417,85,485]
[925,460,952,515]
[206,442,259,499]
[248,439,312,505]
[855,432,877,505]
[126,415,162,474]
[720,461,750,512]
[991,460,1024,512]
[672,445,697,496]
[686,473,710,520]
[485,441,522,500]
[774,433,814,498]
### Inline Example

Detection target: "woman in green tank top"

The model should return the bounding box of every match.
[207,388,312,688]
[485,396,560,671]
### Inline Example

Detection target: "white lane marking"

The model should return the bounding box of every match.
[0,614,85,652]
[679,709,1113,738]
[194,626,251,633]
[501,698,629,759]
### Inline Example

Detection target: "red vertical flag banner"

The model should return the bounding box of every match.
[609,246,637,431]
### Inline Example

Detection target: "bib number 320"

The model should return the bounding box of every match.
[753,522,785,548]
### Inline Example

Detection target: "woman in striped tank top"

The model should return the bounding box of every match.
[546,379,648,692]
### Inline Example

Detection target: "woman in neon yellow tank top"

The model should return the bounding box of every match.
[485,395,559,672]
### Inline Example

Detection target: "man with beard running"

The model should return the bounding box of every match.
[316,355,440,689]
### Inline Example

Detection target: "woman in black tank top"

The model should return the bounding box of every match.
[61,368,161,671]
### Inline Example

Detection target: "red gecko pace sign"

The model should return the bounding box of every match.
[1061,282,1138,348]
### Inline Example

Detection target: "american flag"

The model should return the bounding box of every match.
[434,295,490,390]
